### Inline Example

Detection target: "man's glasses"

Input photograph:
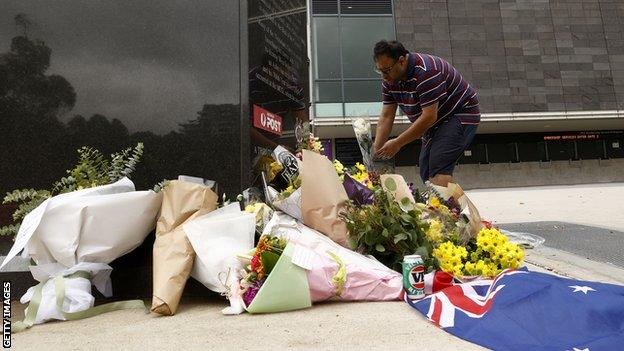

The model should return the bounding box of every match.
[374,59,399,75]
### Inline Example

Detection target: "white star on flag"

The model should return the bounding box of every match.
[572,347,589,351]
[569,285,596,294]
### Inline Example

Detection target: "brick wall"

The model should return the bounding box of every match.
[394,0,624,113]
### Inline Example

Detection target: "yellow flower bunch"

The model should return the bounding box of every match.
[304,133,324,154]
[426,219,443,243]
[463,259,499,278]
[268,161,283,181]
[276,176,301,200]
[350,162,374,189]
[432,241,468,276]
[475,228,524,271]
[430,196,441,208]
[333,159,345,180]
[432,228,524,278]
[312,139,324,153]
[429,196,452,217]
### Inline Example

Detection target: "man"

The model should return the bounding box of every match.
[373,40,480,187]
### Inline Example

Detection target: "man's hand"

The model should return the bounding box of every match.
[376,138,403,159]
[374,103,398,153]
[376,103,439,160]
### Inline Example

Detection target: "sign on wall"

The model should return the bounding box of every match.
[253,104,283,136]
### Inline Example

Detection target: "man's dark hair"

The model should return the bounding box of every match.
[373,40,409,61]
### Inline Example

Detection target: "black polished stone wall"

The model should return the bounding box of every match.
[0,0,310,298]
[0,0,249,199]
[248,0,310,155]
[394,0,624,113]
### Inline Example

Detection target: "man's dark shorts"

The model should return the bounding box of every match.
[419,116,479,182]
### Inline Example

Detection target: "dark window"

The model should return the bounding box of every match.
[577,140,605,160]
[487,142,517,163]
[547,140,575,161]
[395,141,420,166]
[518,141,547,162]
[315,81,342,103]
[458,143,488,164]
[340,0,393,15]
[313,17,341,79]
[312,0,395,118]
[334,138,363,167]
[312,0,338,14]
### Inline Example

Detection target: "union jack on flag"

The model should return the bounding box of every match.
[407,267,624,351]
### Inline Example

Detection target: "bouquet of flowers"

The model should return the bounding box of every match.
[228,211,403,315]
[265,212,403,303]
[420,195,470,246]
[264,149,350,249]
[5,177,161,331]
[340,174,522,281]
[152,179,218,316]
[238,234,311,313]
[352,118,374,170]
[184,203,256,315]
[432,227,524,277]
[341,186,434,272]
[299,132,324,155]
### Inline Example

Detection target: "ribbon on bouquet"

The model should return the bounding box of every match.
[326,251,346,297]
[13,264,148,333]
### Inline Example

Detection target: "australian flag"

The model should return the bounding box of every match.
[407,268,624,351]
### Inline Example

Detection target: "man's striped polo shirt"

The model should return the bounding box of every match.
[382,53,480,125]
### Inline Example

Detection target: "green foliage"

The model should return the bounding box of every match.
[152,179,170,193]
[0,143,144,237]
[2,188,51,237]
[3,189,51,204]
[261,251,280,276]
[0,224,20,237]
[108,143,144,181]
[341,188,435,272]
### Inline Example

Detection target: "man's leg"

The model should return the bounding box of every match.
[427,117,476,186]
[430,173,452,187]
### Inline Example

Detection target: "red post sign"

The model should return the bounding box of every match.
[253,105,283,136]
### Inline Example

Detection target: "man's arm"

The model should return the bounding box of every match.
[395,102,438,147]
[374,103,397,153]
[376,102,438,159]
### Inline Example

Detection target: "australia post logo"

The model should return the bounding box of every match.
[253,105,283,136]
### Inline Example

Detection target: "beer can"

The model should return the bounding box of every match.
[402,254,425,300]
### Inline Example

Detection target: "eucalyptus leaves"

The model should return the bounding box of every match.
[1,143,144,237]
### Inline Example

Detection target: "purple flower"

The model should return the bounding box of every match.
[342,173,374,205]
[242,279,264,306]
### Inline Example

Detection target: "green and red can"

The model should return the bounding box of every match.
[402,254,425,300]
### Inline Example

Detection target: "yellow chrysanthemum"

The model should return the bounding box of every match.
[426,219,443,243]
[430,197,441,208]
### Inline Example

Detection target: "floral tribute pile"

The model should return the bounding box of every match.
[251,123,524,283]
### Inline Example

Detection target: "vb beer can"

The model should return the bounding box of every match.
[402,254,425,300]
